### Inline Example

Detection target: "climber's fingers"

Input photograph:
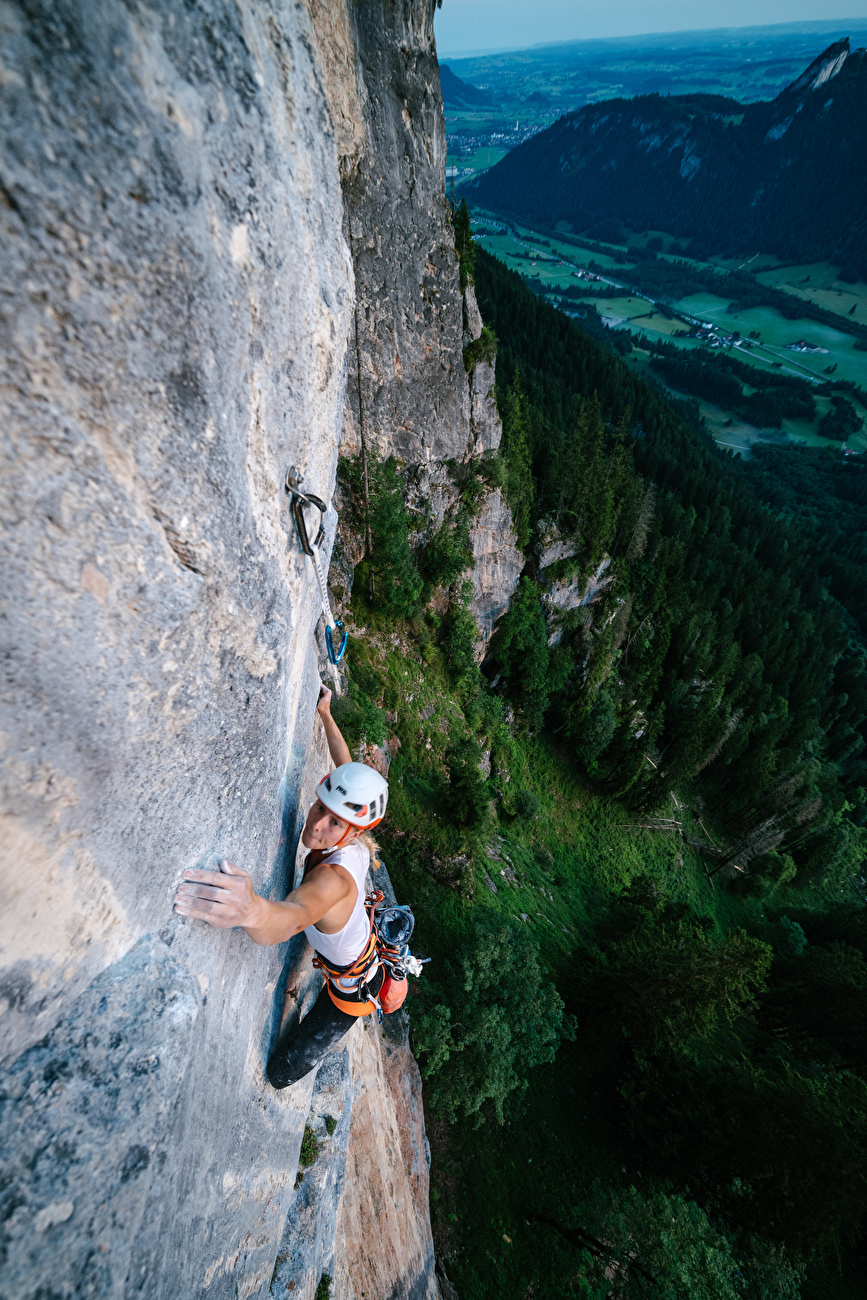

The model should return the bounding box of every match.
[181,864,250,885]
[217,859,250,877]
[174,897,236,928]
[177,882,229,903]
[173,861,256,927]
[317,681,332,714]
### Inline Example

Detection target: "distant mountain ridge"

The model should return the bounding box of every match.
[464,39,867,279]
[440,63,498,108]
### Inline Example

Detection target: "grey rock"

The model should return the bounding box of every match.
[0,937,200,1300]
[1,0,472,1296]
[339,1,469,465]
[436,1259,461,1300]
[269,1048,353,1299]
[543,555,615,643]
[468,359,502,456]
[469,490,524,650]
[0,1,351,1295]
[1,0,349,1065]
[462,284,484,346]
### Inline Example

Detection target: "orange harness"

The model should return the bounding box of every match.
[312,891,386,1017]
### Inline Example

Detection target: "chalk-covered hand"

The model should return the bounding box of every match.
[316,682,333,718]
[173,860,264,929]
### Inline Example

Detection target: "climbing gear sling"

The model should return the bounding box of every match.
[312,890,429,1019]
[285,467,348,665]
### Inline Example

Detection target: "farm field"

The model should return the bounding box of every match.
[580,297,686,338]
[451,144,508,176]
[470,211,867,456]
[474,223,628,273]
[624,349,867,457]
[755,261,867,325]
[676,293,867,389]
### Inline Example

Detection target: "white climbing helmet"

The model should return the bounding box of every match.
[316,762,389,831]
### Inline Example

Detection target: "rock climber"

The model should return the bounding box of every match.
[173,683,389,1088]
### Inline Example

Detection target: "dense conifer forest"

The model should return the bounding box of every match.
[336,223,867,1298]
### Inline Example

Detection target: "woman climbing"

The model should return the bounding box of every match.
[173,683,390,1088]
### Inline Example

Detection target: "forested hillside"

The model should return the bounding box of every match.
[465,39,867,279]
[335,223,867,1297]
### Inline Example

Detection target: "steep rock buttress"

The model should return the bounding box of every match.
[0,3,520,1298]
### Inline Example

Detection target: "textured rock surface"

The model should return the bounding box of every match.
[470,490,525,651]
[0,937,201,1300]
[0,0,502,1295]
[1,2,351,1297]
[333,1011,438,1300]
[542,556,615,645]
[1,0,350,1069]
[316,1,521,652]
[268,1046,353,1299]
[544,556,614,614]
[463,286,500,457]
[338,1,469,466]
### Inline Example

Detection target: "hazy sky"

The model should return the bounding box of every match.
[434,1,867,56]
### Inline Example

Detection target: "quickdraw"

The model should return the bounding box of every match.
[312,890,429,1021]
[285,467,348,666]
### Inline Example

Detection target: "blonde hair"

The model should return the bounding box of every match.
[357,830,383,870]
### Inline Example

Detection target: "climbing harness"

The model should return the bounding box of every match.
[285,467,348,666]
[312,890,430,1020]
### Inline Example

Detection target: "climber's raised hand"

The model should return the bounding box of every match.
[316,681,352,765]
[316,681,333,717]
[174,859,262,929]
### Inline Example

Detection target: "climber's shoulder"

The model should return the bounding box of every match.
[300,851,356,897]
[319,840,369,871]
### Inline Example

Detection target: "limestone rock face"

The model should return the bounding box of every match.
[1,0,351,1063]
[315,1,521,653]
[333,1011,439,1300]
[462,283,484,346]
[542,557,615,646]
[470,490,525,651]
[0,937,201,1299]
[337,0,469,466]
[0,1,350,1296]
[467,358,501,456]
[0,0,508,1295]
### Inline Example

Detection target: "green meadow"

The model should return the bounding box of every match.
[471,210,867,456]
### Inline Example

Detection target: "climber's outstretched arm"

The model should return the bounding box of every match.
[173,859,352,945]
[317,683,351,766]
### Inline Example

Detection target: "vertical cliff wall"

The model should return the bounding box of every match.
[318,0,522,641]
[0,2,518,1297]
[1,3,356,1296]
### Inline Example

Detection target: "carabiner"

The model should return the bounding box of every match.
[285,468,326,556]
[285,466,347,667]
[325,622,348,666]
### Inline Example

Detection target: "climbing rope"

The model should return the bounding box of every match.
[285,467,348,666]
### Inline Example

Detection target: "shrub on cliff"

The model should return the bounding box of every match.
[463,324,498,376]
[330,681,388,753]
[453,198,476,290]
[341,453,424,620]
[412,911,573,1125]
[487,578,570,726]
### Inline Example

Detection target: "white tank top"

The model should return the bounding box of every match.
[303,841,371,967]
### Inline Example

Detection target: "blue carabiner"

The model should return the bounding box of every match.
[325,622,348,665]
